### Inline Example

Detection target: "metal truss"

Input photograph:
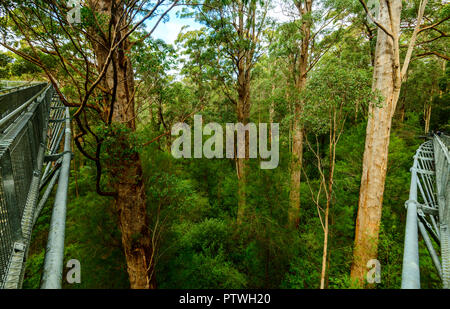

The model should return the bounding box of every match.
[402,135,450,289]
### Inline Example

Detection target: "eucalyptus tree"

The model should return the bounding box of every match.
[176,29,214,109]
[187,0,272,223]
[350,0,448,285]
[399,1,449,131]
[397,58,442,131]
[272,0,349,227]
[0,0,180,289]
[133,38,177,138]
[302,48,373,289]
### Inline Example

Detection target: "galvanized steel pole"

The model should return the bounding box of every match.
[418,220,442,280]
[41,108,71,289]
[401,151,421,289]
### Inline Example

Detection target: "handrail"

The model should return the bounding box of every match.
[0,84,72,289]
[0,83,53,288]
[435,135,450,162]
[40,107,71,289]
[0,84,50,130]
[0,81,44,94]
[433,134,450,288]
[401,141,428,289]
[402,134,450,289]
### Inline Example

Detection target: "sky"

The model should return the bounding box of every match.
[147,3,292,78]
[0,3,292,58]
[151,8,203,45]
[151,2,291,45]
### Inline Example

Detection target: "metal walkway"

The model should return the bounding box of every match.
[402,134,450,289]
[0,83,71,289]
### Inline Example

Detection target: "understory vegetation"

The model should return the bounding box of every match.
[0,0,447,289]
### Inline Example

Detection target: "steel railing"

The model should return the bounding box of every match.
[402,135,450,289]
[434,135,450,288]
[0,84,52,288]
[0,83,47,122]
[0,83,71,289]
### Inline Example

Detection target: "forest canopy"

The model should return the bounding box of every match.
[0,0,448,289]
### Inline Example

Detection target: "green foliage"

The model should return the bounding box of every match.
[22,250,45,289]
[162,219,247,289]
[16,0,449,291]
[0,53,13,78]
[10,57,41,77]
[24,164,129,289]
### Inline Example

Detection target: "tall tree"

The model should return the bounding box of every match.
[302,48,373,288]
[351,0,430,285]
[275,0,345,227]
[288,0,313,228]
[190,0,270,223]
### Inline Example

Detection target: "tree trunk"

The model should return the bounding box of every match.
[320,197,330,289]
[236,1,253,224]
[114,156,156,289]
[89,0,156,289]
[320,119,337,289]
[269,84,275,142]
[398,73,408,123]
[288,0,311,227]
[399,103,406,123]
[289,113,304,227]
[351,0,402,285]
[236,68,251,224]
[424,102,432,134]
